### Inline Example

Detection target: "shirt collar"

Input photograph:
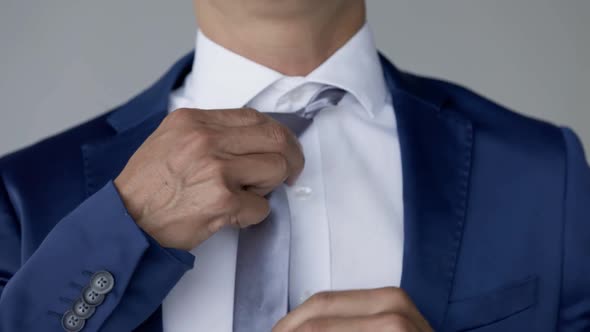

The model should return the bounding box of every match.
[183,23,387,116]
[185,30,283,110]
[306,23,388,117]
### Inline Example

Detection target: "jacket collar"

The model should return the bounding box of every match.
[95,51,472,331]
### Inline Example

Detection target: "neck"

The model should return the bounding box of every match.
[194,1,366,76]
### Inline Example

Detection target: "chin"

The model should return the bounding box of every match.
[206,0,355,19]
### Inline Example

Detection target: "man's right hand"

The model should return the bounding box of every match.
[114,108,304,251]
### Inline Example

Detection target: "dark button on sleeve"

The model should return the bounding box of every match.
[89,270,115,294]
[72,298,96,320]
[61,310,85,332]
[82,286,105,306]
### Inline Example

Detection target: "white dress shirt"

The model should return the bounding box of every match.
[163,23,404,332]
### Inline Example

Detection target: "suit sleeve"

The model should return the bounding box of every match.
[0,180,195,332]
[558,128,590,330]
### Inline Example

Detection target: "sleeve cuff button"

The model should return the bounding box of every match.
[61,310,85,332]
[82,286,105,306]
[89,270,115,294]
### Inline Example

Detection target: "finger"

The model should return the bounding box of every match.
[287,313,420,332]
[218,123,305,183]
[233,190,271,228]
[223,153,288,195]
[274,288,429,332]
[174,107,269,127]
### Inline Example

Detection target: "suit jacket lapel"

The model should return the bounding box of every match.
[82,52,194,198]
[82,111,165,197]
[380,55,474,330]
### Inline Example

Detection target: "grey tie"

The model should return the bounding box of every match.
[233,87,346,332]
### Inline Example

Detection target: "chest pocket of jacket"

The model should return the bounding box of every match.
[444,276,538,331]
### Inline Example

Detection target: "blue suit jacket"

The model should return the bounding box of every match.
[0,52,589,331]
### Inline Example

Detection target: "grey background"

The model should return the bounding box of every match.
[0,0,589,156]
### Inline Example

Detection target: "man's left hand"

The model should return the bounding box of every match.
[273,287,433,332]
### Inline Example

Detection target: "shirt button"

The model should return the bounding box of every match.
[294,186,312,200]
[90,271,115,294]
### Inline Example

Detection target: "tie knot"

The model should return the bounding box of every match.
[266,86,346,137]
[297,86,346,119]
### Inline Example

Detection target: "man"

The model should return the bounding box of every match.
[0,0,588,331]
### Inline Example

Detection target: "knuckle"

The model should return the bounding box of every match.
[267,123,289,146]
[308,291,333,307]
[166,108,192,125]
[239,107,264,123]
[276,155,289,175]
[378,314,413,332]
[378,287,411,309]
[392,287,411,304]
[383,287,408,300]
[268,154,289,181]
